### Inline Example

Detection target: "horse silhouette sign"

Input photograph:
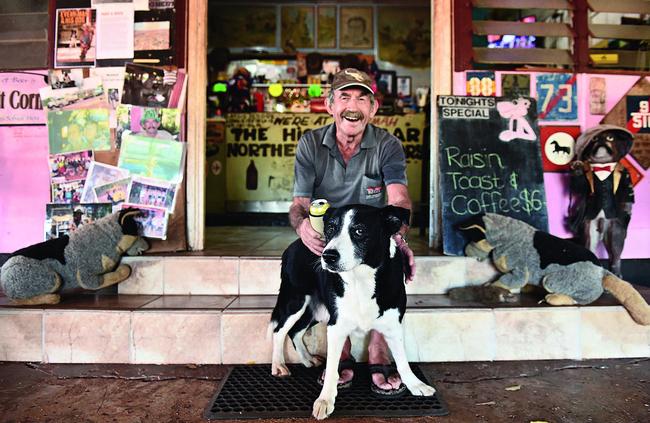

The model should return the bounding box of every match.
[437,95,549,255]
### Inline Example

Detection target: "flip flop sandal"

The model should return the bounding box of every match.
[316,357,355,389]
[369,364,407,398]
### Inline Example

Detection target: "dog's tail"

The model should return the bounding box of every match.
[602,274,650,325]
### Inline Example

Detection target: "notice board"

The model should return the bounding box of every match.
[437,95,549,255]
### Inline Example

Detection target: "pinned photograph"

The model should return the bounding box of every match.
[51,180,85,203]
[81,161,131,202]
[94,177,131,210]
[118,134,186,183]
[134,21,170,50]
[47,109,111,154]
[121,63,177,108]
[45,203,112,240]
[121,203,168,239]
[55,8,96,68]
[48,69,84,89]
[127,175,177,213]
[40,76,107,111]
[49,150,93,183]
[116,105,181,147]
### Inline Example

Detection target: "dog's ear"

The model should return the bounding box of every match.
[119,208,141,236]
[381,205,410,235]
[455,213,487,242]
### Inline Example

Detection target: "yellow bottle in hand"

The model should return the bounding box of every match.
[309,199,330,237]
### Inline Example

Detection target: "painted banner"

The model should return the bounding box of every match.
[225,113,425,207]
[0,72,47,125]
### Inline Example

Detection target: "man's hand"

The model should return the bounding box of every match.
[297,218,325,255]
[393,234,415,283]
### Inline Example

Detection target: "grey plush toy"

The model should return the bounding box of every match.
[1,208,148,305]
[452,213,650,325]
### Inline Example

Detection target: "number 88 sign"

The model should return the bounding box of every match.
[466,71,496,97]
[536,73,578,121]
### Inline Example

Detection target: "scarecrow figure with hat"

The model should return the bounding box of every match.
[568,124,635,277]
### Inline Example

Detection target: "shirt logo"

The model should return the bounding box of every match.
[366,185,383,196]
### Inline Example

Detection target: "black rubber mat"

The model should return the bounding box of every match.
[204,363,448,419]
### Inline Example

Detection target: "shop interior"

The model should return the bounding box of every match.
[203,0,433,255]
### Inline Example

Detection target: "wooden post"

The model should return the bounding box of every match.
[186,0,207,250]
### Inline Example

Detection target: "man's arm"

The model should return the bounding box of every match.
[290,196,325,255]
[386,183,412,234]
[386,183,415,282]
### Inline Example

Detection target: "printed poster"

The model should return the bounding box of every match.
[55,8,97,68]
[95,4,135,59]
[0,71,47,125]
[118,134,185,183]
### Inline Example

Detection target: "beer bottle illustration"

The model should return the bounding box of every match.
[246,159,258,190]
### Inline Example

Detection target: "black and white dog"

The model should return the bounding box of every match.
[270,204,435,420]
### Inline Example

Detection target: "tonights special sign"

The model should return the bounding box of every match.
[0,72,47,125]
[437,95,549,256]
[225,112,426,206]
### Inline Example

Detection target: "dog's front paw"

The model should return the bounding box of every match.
[407,381,436,397]
[300,354,324,368]
[312,397,334,420]
[271,362,291,377]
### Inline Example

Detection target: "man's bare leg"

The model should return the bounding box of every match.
[368,330,402,390]
[320,337,354,385]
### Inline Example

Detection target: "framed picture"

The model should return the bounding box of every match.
[281,6,315,49]
[317,6,336,48]
[339,6,373,49]
[377,70,396,97]
[396,76,412,98]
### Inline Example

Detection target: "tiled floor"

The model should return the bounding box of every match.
[204,226,438,256]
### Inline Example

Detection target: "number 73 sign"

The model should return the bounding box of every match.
[536,73,578,121]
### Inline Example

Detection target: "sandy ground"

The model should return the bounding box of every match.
[1,358,649,422]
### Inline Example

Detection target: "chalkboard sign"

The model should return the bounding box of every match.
[437,95,549,255]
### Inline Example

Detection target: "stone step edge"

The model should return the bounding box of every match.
[1,302,648,364]
[118,255,499,296]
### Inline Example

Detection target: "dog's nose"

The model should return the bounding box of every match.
[321,249,340,265]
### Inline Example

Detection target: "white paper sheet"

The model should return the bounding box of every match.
[95,5,134,59]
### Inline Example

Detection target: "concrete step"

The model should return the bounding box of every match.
[118,255,499,296]
[1,292,648,364]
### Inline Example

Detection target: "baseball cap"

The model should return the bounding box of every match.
[331,68,374,94]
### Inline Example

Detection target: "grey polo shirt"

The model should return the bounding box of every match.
[293,123,407,208]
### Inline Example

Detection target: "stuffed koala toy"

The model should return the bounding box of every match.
[1,208,148,305]
[451,213,650,325]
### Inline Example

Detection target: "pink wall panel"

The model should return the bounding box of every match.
[452,71,650,259]
[0,126,50,252]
